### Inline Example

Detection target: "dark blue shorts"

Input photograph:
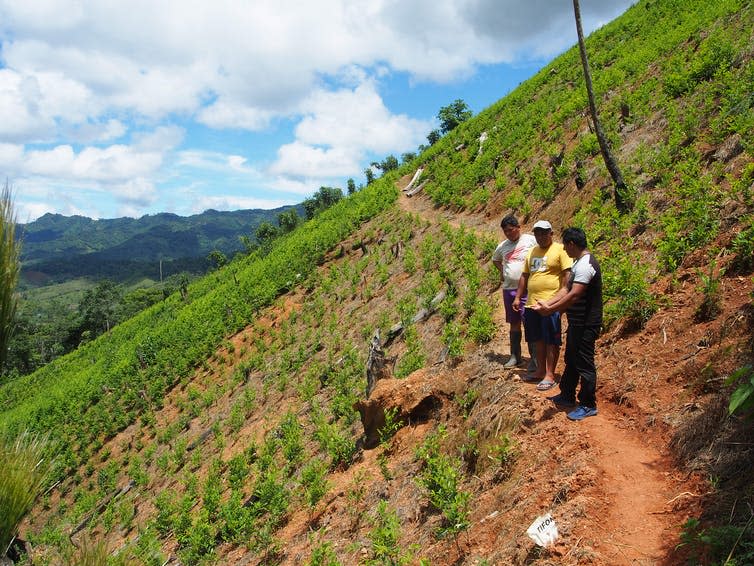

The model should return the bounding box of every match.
[523,309,562,345]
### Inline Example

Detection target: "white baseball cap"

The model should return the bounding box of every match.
[532,220,552,231]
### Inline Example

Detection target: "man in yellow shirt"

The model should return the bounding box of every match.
[513,220,572,390]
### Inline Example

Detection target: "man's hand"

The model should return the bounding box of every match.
[512,297,521,312]
[530,300,552,315]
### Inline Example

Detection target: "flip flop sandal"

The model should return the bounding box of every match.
[536,380,556,391]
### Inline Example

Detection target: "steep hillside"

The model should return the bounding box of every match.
[2,1,753,565]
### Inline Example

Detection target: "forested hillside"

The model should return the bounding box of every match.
[1,1,753,564]
[19,206,302,286]
[7,205,305,378]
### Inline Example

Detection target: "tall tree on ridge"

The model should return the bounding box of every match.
[573,0,629,213]
[438,99,473,134]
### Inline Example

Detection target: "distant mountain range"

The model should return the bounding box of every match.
[19,206,302,286]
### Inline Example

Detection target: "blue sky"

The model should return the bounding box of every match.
[0,0,634,222]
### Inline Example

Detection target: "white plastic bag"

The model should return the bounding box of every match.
[526,512,559,547]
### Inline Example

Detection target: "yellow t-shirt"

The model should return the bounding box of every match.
[523,242,573,304]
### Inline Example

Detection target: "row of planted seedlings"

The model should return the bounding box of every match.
[225,210,510,562]
[297,210,521,562]
[26,205,513,564]
[0,177,399,486]
[8,178,402,565]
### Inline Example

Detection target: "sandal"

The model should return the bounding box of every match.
[536,380,556,391]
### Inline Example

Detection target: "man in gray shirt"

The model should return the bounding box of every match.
[531,227,603,420]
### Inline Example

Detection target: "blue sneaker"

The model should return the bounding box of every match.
[547,393,576,407]
[567,406,598,421]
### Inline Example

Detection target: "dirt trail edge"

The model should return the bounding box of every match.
[398,185,693,565]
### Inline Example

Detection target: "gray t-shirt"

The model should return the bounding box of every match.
[492,233,537,289]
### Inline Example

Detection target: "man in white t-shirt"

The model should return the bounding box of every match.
[492,215,537,369]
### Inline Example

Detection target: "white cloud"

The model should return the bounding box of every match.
[13,177,94,221]
[176,149,262,178]
[191,195,291,214]
[269,79,430,182]
[1,0,634,133]
[23,144,162,181]
[197,98,273,131]
[132,125,184,152]
[0,0,85,32]
[296,80,429,153]
[227,155,249,172]
[18,201,57,222]
[270,141,361,180]
[60,119,127,144]
[0,143,24,169]
[268,175,328,197]
[0,68,93,142]
[112,177,156,206]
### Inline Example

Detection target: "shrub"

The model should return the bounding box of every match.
[313,415,357,471]
[602,251,658,332]
[278,411,304,470]
[307,534,341,566]
[467,186,491,209]
[227,399,245,434]
[530,164,555,202]
[419,234,442,272]
[657,156,721,271]
[442,321,463,359]
[694,262,724,322]
[300,458,329,511]
[664,34,735,97]
[0,431,53,558]
[415,427,471,538]
[730,218,754,274]
[179,510,217,564]
[455,388,478,418]
[250,466,289,526]
[219,490,254,543]
[402,247,417,275]
[467,298,495,344]
[573,132,600,160]
[677,517,754,566]
[227,452,249,491]
[395,326,426,378]
[503,186,530,216]
[366,500,412,566]
[438,286,459,322]
[491,433,518,478]
[154,489,178,536]
[378,407,403,447]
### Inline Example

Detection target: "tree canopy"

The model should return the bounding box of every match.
[303,186,344,219]
[438,99,473,134]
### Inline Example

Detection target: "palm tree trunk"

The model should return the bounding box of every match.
[573,0,630,213]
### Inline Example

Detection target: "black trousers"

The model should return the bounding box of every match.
[559,325,599,408]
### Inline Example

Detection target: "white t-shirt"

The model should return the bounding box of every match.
[492,233,537,290]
